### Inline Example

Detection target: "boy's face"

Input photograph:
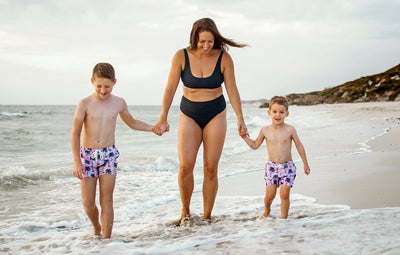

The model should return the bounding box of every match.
[91,76,116,100]
[268,103,289,125]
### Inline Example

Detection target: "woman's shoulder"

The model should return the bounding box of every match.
[172,49,186,60]
[220,50,233,70]
[171,49,186,67]
[174,48,186,56]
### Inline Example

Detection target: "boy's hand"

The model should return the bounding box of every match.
[304,165,310,176]
[152,126,161,136]
[240,133,249,139]
[73,162,85,179]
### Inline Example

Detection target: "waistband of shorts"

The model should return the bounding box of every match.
[80,145,117,151]
[267,160,294,166]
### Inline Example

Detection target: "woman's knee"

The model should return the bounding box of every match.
[203,163,218,180]
[179,163,194,179]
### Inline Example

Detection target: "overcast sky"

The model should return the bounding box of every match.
[1,0,399,105]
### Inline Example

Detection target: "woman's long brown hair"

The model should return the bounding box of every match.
[189,18,247,51]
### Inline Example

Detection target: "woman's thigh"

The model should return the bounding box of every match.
[178,112,203,169]
[202,110,227,169]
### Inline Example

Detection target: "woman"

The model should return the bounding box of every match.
[154,18,247,222]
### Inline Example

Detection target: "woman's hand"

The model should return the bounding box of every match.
[153,119,169,136]
[237,120,247,137]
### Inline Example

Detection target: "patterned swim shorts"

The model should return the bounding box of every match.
[80,145,120,178]
[264,160,297,187]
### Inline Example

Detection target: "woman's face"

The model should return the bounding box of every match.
[197,31,215,54]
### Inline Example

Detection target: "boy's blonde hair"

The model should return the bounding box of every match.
[269,96,289,110]
[92,63,115,81]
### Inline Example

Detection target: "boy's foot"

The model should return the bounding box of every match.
[93,223,102,236]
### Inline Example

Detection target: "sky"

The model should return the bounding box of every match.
[1,0,399,105]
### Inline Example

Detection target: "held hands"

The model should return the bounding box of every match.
[237,120,248,138]
[153,120,169,136]
[240,132,250,139]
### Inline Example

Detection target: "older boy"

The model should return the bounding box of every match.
[241,96,310,218]
[71,63,159,238]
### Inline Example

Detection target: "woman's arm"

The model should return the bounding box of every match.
[221,52,247,136]
[154,50,184,134]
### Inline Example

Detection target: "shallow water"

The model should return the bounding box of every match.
[1,103,399,254]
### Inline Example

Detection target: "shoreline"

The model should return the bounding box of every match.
[219,102,400,209]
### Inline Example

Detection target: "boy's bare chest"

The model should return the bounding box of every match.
[86,107,118,122]
[266,130,291,146]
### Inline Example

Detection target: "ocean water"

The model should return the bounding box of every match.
[1,103,399,254]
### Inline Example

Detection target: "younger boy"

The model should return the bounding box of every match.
[241,96,310,219]
[71,62,159,238]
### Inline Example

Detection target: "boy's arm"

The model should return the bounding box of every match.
[241,128,266,150]
[291,127,310,175]
[71,101,85,179]
[119,99,157,134]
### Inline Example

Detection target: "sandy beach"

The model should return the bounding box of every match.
[219,101,400,209]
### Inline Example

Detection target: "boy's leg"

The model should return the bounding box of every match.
[279,185,291,219]
[81,177,101,235]
[99,174,116,239]
[263,185,277,217]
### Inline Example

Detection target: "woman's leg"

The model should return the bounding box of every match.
[202,110,227,219]
[177,112,203,220]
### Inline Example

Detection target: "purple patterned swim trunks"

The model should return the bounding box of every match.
[80,145,120,178]
[264,160,297,187]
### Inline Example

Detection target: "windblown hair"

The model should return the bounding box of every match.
[92,63,115,81]
[189,18,247,51]
[269,96,289,110]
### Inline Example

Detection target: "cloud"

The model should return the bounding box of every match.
[1,0,399,105]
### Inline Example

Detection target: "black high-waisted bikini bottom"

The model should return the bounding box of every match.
[180,95,226,129]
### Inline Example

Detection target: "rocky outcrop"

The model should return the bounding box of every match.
[281,64,400,106]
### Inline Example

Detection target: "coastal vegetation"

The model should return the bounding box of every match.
[259,63,400,107]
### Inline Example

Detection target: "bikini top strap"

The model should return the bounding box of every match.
[183,48,189,67]
[216,50,224,67]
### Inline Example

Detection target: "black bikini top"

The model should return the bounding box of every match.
[181,48,224,89]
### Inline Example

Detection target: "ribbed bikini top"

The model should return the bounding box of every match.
[181,48,224,89]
